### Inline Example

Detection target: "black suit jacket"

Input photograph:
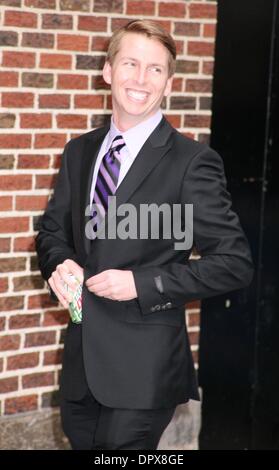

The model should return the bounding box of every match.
[35,115,254,409]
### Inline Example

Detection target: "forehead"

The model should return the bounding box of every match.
[117,33,169,63]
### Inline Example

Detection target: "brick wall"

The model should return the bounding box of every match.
[0,0,217,415]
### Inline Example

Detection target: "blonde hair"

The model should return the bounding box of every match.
[106,19,176,77]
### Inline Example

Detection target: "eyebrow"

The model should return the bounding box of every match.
[120,57,166,68]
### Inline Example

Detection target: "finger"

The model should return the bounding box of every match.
[49,276,69,308]
[64,259,84,284]
[86,279,109,292]
[85,271,110,287]
[56,265,77,291]
[52,271,72,303]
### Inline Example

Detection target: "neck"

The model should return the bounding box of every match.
[112,110,160,132]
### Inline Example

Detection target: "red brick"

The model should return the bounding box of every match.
[0,358,3,373]
[57,74,88,90]
[20,113,52,129]
[22,372,55,389]
[0,278,8,293]
[43,348,63,365]
[0,296,24,312]
[202,60,214,75]
[7,352,39,370]
[16,192,47,211]
[17,154,50,169]
[74,94,104,109]
[0,257,26,272]
[28,293,57,310]
[0,316,6,330]
[35,174,57,189]
[5,395,38,415]
[187,312,200,328]
[174,22,201,37]
[0,334,20,352]
[0,72,18,87]
[42,13,73,30]
[25,0,56,7]
[189,331,200,346]
[91,36,109,52]
[13,275,44,291]
[0,217,29,233]
[0,238,11,252]
[159,2,186,17]
[189,3,217,19]
[91,75,110,90]
[9,314,40,330]
[14,236,36,252]
[0,175,32,190]
[22,32,54,49]
[172,78,183,92]
[186,300,201,310]
[39,94,70,109]
[78,15,107,31]
[24,331,56,348]
[2,51,35,68]
[2,92,34,108]
[57,34,89,51]
[126,1,155,15]
[22,72,53,88]
[34,133,67,149]
[43,310,69,326]
[192,350,199,364]
[174,40,184,55]
[151,19,171,33]
[4,10,37,28]
[203,23,216,38]
[56,114,87,129]
[0,377,18,394]
[0,196,13,210]
[184,114,211,128]
[53,154,62,169]
[186,79,213,93]
[0,134,31,149]
[188,41,215,57]
[40,53,72,69]
[165,114,181,128]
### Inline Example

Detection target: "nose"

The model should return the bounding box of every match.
[134,66,147,86]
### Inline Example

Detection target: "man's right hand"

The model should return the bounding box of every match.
[48,259,84,309]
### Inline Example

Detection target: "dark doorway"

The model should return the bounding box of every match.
[198,0,279,449]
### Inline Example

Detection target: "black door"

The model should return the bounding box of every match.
[198,0,279,449]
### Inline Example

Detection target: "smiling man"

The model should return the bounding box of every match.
[36,20,254,450]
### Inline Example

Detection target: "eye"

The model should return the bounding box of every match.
[150,66,162,73]
[124,61,135,67]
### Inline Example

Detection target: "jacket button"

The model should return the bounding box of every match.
[165,302,172,309]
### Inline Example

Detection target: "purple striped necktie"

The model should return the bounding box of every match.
[91,134,126,234]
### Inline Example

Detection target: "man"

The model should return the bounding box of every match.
[35,20,254,450]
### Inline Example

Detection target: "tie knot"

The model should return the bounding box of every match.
[110,135,126,153]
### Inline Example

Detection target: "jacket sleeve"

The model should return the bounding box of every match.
[35,140,79,297]
[132,146,254,315]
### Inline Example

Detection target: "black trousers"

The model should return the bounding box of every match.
[60,385,176,450]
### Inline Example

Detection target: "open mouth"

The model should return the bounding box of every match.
[126,89,149,102]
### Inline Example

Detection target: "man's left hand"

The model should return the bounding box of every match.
[85,269,137,301]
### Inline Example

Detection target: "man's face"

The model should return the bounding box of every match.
[102,32,174,128]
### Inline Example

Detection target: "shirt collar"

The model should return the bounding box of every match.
[107,109,163,158]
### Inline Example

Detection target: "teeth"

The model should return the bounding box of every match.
[127,89,148,101]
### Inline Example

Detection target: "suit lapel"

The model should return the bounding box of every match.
[80,125,109,255]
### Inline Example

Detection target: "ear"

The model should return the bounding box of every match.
[102,61,112,85]
[163,75,174,97]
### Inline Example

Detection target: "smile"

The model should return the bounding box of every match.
[126,89,149,102]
